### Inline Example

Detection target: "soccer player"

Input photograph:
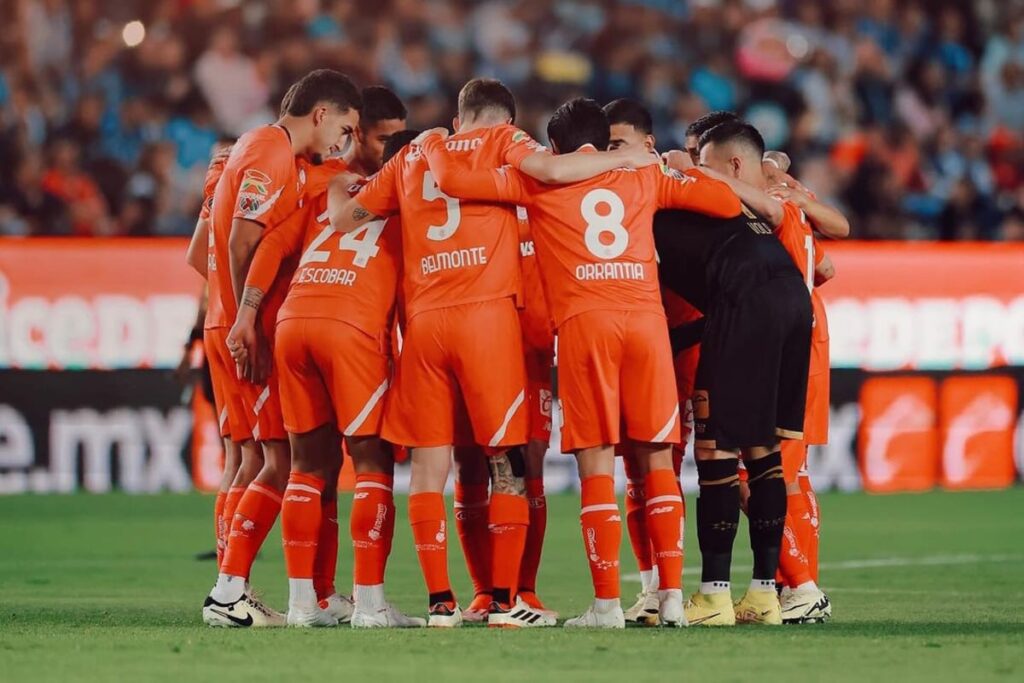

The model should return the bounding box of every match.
[331,79,652,628]
[603,98,697,625]
[419,97,742,628]
[348,86,408,177]
[654,120,812,627]
[226,127,426,628]
[202,69,362,628]
[185,140,235,568]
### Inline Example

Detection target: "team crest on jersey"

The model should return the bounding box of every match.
[659,164,691,182]
[512,130,529,143]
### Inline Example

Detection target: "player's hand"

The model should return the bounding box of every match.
[661,149,694,172]
[226,320,257,381]
[767,183,811,208]
[412,127,450,146]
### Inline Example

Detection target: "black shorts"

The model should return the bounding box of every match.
[693,275,812,451]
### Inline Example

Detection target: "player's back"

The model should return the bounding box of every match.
[375,125,525,320]
[280,167,400,337]
[207,125,299,329]
[774,202,816,289]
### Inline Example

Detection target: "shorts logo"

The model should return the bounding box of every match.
[693,390,710,420]
[539,389,553,418]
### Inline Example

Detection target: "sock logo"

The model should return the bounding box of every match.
[285,495,311,503]
[585,527,619,571]
[649,506,675,516]
[435,521,446,544]
[241,519,255,532]
[368,503,387,541]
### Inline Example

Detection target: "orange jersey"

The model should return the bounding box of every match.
[518,215,555,351]
[421,141,741,327]
[205,125,301,329]
[356,124,545,321]
[245,160,401,338]
[774,201,830,349]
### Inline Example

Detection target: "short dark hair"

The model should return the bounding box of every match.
[686,110,739,140]
[360,86,407,130]
[547,97,610,154]
[698,119,766,158]
[283,69,362,117]
[382,129,420,164]
[602,98,653,135]
[458,78,516,123]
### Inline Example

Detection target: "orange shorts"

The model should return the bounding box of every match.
[275,317,390,436]
[673,341,700,445]
[557,309,681,452]
[524,344,554,444]
[781,438,807,482]
[204,327,253,442]
[803,338,830,445]
[382,298,528,449]
[240,369,287,443]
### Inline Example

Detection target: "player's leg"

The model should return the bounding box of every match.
[452,299,551,628]
[557,311,625,629]
[777,441,830,623]
[215,439,241,568]
[799,469,821,581]
[622,312,686,626]
[452,444,492,621]
[382,308,461,626]
[621,445,659,624]
[313,436,347,618]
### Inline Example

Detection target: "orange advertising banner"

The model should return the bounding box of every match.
[820,243,1024,370]
[0,237,198,369]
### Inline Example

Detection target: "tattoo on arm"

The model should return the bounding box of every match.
[241,286,264,311]
[352,206,370,221]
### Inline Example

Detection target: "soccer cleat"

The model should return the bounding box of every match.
[658,589,687,628]
[564,601,626,629]
[203,591,286,628]
[462,592,491,623]
[624,588,660,626]
[683,591,735,627]
[287,605,339,628]
[734,589,782,625]
[517,590,559,620]
[487,598,557,628]
[427,602,463,628]
[319,593,354,624]
[351,602,427,629]
[780,586,832,624]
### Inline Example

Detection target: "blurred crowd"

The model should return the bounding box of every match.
[1,0,1023,240]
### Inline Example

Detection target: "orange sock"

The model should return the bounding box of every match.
[800,475,820,582]
[220,486,245,569]
[351,473,394,587]
[518,477,546,594]
[279,472,324,580]
[314,498,338,600]
[580,475,621,600]
[222,480,283,579]
[778,496,813,588]
[488,492,529,607]
[409,492,454,606]
[214,491,227,567]
[644,469,684,590]
[624,478,654,575]
[454,482,491,597]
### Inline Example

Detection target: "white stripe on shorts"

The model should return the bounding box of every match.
[488,389,525,447]
[651,403,680,443]
[343,378,389,436]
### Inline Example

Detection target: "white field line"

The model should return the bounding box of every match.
[623,553,1022,583]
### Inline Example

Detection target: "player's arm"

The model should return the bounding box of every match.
[228,218,264,306]
[767,184,850,239]
[330,156,400,234]
[228,207,307,380]
[655,166,743,218]
[421,135,527,204]
[516,145,656,184]
[814,243,835,286]
[185,216,209,278]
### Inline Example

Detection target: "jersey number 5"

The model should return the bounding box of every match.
[300,212,384,269]
[582,188,628,260]
[423,171,461,241]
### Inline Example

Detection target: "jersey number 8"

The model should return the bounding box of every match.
[582,188,628,260]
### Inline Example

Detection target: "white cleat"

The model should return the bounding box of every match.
[624,588,660,626]
[780,586,832,624]
[658,589,687,628]
[427,603,463,628]
[203,590,286,628]
[487,598,557,628]
[287,605,339,628]
[564,600,626,629]
[319,593,354,624]
[351,602,427,629]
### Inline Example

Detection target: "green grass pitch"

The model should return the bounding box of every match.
[2,489,1022,682]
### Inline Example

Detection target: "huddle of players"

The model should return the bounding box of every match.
[189,66,845,630]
